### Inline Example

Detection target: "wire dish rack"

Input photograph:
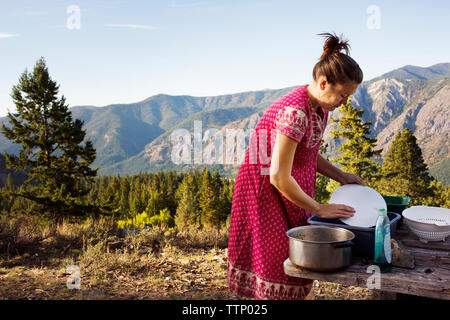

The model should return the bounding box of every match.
[403,206,450,243]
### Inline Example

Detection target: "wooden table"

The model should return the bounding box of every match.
[284,225,450,300]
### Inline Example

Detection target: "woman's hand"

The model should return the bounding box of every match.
[339,172,366,186]
[315,203,355,219]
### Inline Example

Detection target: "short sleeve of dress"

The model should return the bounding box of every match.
[275,105,308,143]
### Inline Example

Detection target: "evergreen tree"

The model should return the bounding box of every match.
[377,129,434,205]
[128,180,143,217]
[425,179,450,208]
[212,168,223,191]
[145,190,165,216]
[0,57,100,220]
[0,173,15,212]
[315,140,331,203]
[221,178,234,225]
[174,174,199,230]
[5,173,15,191]
[164,170,179,216]
[198,168,225,230]
[212,168,229,216]
[118,176,131,215]
[327,98,381,193]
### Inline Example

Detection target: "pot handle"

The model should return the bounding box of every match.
[333,241,355,248]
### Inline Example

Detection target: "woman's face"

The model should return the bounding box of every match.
[316,78,359,112]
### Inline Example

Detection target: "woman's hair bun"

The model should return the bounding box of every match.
[318,32,350,60]
[312,31,363,84]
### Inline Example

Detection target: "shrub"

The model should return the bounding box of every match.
[148,208,174,229]
[117,211,151,230]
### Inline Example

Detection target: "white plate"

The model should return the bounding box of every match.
[329,184,387,228]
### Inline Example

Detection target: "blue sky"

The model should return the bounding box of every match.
[1,0,449,116]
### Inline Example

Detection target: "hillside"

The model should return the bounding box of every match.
[101,64,450,182]
[0,154,27,187]
[0,63,448,183]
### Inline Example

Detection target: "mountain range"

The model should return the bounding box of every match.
[0,63,449,185]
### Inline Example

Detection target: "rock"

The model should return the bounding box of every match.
[106,241,126,253]
[391,239,415,269]
[138,248,150,255]
[151,239,161,256]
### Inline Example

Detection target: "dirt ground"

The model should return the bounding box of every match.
[0,246,373,300]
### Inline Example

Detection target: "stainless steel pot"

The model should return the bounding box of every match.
[286,225,355,271]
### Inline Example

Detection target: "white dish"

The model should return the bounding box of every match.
[329,184,387,228]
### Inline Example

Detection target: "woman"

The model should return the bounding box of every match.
[227,32,366,300]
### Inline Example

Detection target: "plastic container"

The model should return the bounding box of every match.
[382,196,411,213]
[307,212,401,258]
[382,196,410,228]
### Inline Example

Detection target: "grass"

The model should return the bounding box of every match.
[0,214,372,300]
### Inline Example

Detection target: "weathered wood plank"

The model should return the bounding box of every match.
[284,258,447,284]
[284,259,370,288]
[395,228,450,251]
[405,246,450,258]
[284,259,450,300]
[285,223,450,299]
[284,225,450,300]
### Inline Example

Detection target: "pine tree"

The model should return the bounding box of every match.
[425,179,450,208]
[175,174,199,230]
[0,57,100,220]
[146,190,165,216]
[212,168,223,191]
[0,173,15,212]
[377,129,434,205]
[118,176,131,215]
[329,97,381,188]
[315,140,331,203]
[5,173,15,191]
[212,168,229,216]
[128,180,143,217]
[221,178,234,226]
[164,170,179,216]
[198,168,225,231]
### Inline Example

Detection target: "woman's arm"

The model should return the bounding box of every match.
[270,134,320,214]
[317,154,366,186]
[270,133,355,218]
[317,154,345,183]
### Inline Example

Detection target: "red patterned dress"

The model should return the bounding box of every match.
[227,84,329,300]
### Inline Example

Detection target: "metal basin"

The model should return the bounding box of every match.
[286,225,355,271]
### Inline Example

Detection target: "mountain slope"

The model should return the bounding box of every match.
[0,63,448,183]
[371,63,450,81]
[323,77,449,169]
[102,71,449,182]
[99,107,264,177]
